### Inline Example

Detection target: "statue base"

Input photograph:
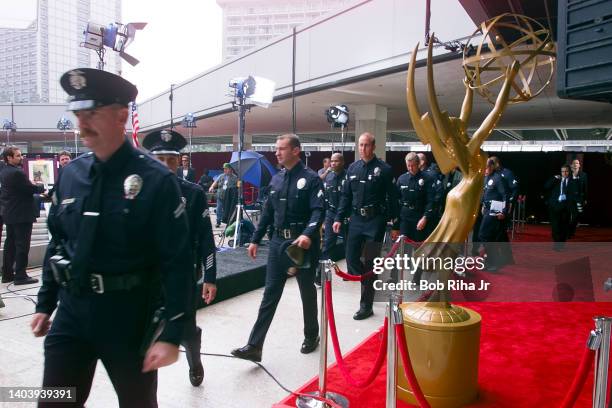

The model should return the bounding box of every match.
[397,302,481,408]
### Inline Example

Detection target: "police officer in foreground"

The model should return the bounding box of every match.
[231,133,323,362]
[479,159,508,271]
[142,129,218,387]
[333,132,399,320]
[30,68,193,407]
[417,152,443,238]
[319,152,347,267]
[393,152,434,242]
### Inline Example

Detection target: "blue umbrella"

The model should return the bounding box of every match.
[230,150,278,188]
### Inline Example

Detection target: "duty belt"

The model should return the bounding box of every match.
[274,223,305,240]
[401,201,417,210]
[89,273,144,294]
[354,206,380,217]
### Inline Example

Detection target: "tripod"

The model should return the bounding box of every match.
[232,92,250,249]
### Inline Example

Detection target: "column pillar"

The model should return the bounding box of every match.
[354,104,387,160]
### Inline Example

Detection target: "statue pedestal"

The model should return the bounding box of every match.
[397,302,481,408]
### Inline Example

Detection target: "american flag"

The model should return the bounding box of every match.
[131,102,140,147]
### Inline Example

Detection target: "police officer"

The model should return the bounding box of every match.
[231,133,323,362]
[142,129,218,387]
[321,152,347,262]
[417,152,443,238]
[490,156,516,264]
[31,68,193,407]
[393,152,434,242]
[479,159,508,271]
[333,132,399,320]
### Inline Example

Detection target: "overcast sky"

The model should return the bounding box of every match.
[1,0,223,101]
[122,0,223,101]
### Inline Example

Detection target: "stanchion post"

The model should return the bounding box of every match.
[592,316,611,408]
[296,260,349,408]
[386,294,402,408]
[397,236,405,301]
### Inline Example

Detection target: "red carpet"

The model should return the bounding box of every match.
[512,224,612,242]
[279,302,612,407]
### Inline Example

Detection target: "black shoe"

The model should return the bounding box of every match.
[353,308,374,320]
[300,336,320,354]
[231,345,262,362]
[189,363,204,387]
[13,277,38,285]
[1,276,14,283]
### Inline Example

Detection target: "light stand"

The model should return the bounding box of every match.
[2,119,16,145]
[228,75,275,249]
[57,117,73,151]
[74,129,80,154]
[326,105,349,153]
[182,113,196,162]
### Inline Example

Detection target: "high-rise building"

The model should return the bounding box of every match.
[0,0,122,103]
[217,0,356,60]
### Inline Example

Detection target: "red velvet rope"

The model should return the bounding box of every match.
[559,347,596,408]
[325,280,388,388]
[395,323,432,408]
[331,237,419,282]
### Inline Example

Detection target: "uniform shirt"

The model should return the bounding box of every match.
[499,167,519,206]
[251,161,324,244]
[323,169,346,215]
[336,156,399,222]
[36,141,193,345]
[422,164,443,215]
[395,170,434,222]
[481,170,508,216]
[178,178,216,284]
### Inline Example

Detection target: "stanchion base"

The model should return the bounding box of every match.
[296,391,349,408]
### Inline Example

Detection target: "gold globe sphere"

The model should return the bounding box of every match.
[462,13,556,105]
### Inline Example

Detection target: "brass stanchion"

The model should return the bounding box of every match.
[592,316,611,408]
[296,260,349,408]
[386,294,402,408]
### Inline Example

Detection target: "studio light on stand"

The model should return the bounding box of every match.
[2,119,16,145]
[228,75,276,249]
[326,104,349,152]
[81,21,146,70]
[182,113,197,162]
[57,117,73,150]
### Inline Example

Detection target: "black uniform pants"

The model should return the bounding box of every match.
[2,222,33,280]
[41,288,157,408]
[550,204,571,242]
[248,236,319,348]
[479,214,505,268]
[346,214,385,311]
[399,213,425,242]
[322,215,344,259]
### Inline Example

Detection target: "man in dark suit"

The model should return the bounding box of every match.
[177,154,196,182]
[0,146,45,284]
[545,165,574,250]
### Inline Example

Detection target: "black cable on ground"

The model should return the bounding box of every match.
[180,350,297,395]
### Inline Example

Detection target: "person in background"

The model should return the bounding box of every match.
[209,163,238,228]
[318,157,331,180]
[177,154,196,182]
[0,146,45,285]
[198,168,214,193]
[568,158,587,238]
[545,164,574,250]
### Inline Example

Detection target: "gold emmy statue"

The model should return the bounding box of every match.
[397,14,554,407]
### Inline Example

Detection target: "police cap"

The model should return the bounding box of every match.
[279,240,311,276]
[142,130,187,155]
[60,68,138,111]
